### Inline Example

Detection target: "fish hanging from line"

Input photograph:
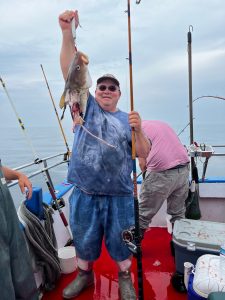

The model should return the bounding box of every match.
[59,51,116,149]
[59,50,92,125]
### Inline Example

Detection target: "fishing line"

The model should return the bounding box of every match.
[79,124,116,148]
[40,64,71,157]
[0,76,73,241]
[177,119,195,137]
[0,77,38,161]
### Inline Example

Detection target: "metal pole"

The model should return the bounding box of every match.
[187,25,195,176]
[126,1,144,299]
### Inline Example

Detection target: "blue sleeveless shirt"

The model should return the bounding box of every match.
[67,93,133,196]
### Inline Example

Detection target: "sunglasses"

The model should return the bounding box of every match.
[97,85,118,92]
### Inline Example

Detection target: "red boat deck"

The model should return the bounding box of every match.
[43,227,187,299]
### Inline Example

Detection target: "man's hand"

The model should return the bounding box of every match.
[128,111,151,158]
[17,173,33,199]
[58,10,79,32]
[59,10,79,80]
[2,166,33,199]
[128,111,142,132]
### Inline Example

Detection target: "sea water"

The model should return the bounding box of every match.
[0,122,225,209]
[0,125,73,209]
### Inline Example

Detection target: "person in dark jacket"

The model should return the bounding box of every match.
[0,161,38,300]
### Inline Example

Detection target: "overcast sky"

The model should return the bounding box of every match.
[0,0,225,145]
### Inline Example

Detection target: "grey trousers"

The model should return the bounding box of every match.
[139,165,189,229]
[0,166,38,300]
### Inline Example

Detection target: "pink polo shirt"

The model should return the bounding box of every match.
[142,120,189,172]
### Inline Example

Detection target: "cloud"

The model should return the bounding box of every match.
[0,0,225,138]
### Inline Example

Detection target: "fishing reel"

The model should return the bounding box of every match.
[122,226,146,254]
[122,226,137,254]
[122,226,135,242]
[51,197,65,210]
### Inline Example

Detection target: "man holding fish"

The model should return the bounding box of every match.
[58,9,150,300]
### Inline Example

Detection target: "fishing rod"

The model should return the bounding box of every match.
[0,76,73,241]
[180,94,225,137]
[126,1,144,299]
[193,95,225,102]
[182,94,225,136]
[179,94,225,137]
[40,64,71,159]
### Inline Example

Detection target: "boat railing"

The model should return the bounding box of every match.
[211,145,225,157]
[8,152,69,188]
[188,144,225,182]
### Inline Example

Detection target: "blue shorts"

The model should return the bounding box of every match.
[69,187,134,262]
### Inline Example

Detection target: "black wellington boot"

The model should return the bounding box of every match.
[171,271,187,293]
[62,268,94,299]
[118,270,136,300]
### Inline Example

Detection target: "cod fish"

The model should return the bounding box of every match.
[59,51,92,124]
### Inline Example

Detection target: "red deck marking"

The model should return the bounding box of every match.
[43,228,187,299]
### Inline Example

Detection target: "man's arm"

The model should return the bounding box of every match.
[59,10,79,80]
[138,157,147,173]
[2,166,32,199]
[134,130,151,159]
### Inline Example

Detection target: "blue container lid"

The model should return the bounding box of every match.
[188,274,206,300]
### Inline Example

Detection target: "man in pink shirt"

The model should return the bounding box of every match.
[138,120,190,232]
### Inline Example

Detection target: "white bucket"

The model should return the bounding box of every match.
[58,246,77,274]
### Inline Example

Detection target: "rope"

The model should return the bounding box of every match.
[18,202,61,291]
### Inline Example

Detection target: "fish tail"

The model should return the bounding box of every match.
[59,92,66,109]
